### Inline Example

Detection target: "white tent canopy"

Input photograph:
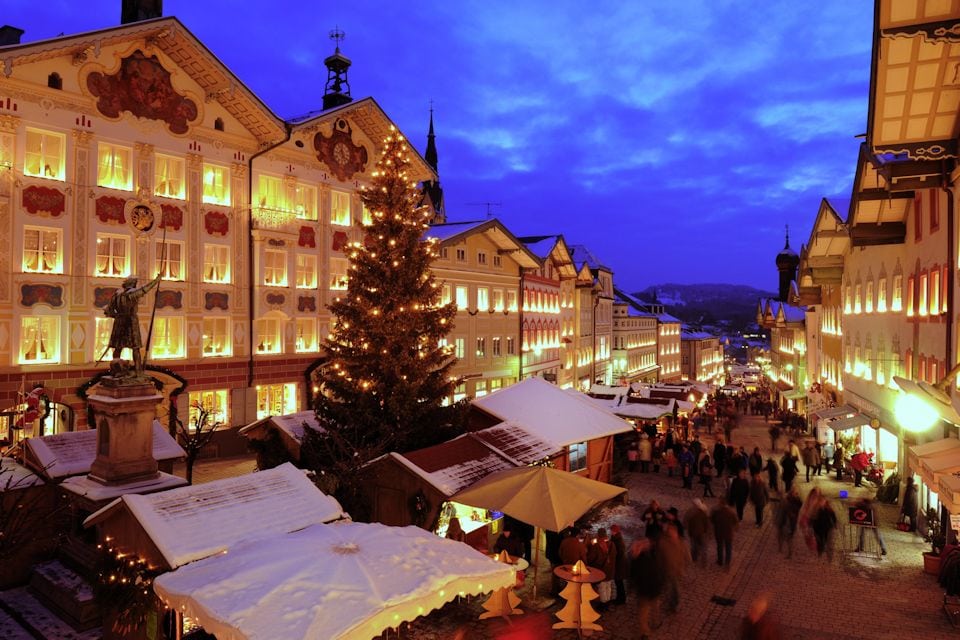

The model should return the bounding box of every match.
[153,521,514,640]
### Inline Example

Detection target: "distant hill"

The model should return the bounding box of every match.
[634,283,776,331]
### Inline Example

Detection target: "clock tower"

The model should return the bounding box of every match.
[323,28,353,111]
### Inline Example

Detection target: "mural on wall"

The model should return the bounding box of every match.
[204,292,229,311]
[95,196,127,224]
[314,118,368,182]
[86,50,199,135]
[20,284,64,308]
[265,293,285,307]
[298,296,316,313]
[156,290,183,310]
[298,226,316,248]
[22,185,65,217]
[204,211,229,236]
[160,204,183,231]
[332,230,349,252]
[93,287,115,308]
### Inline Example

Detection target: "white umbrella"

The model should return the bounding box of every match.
[153,521,514,640]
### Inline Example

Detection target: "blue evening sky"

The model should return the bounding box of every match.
[7,1,872,292]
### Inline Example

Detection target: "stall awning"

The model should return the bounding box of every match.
[828,414,871,431]
[937,472,960,515]
[782,389,807,400]
[919,449,960,490]
[775,380,793,392]
[811,404,857,421]
[893,377,960,426]
[908,438,960,475]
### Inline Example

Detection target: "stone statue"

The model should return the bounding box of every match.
[104,274,161,379]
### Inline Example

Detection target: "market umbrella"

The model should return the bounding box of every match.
[153,521,514,640]
[450,465,627,597]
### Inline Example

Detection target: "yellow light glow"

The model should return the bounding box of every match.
[895,392,939,432]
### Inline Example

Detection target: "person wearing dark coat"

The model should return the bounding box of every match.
[679,445,696,489]
[713,441,727,478]
[559,528,587,565]
[710,497,739,567]
[610,524,628,605]
[630,538,663,639]
[900,477,919,532]
[748,447,764,477]
[494,528,524,558]
[780,453,799,493]
[728,470,751,521]
[764,457,780,493]
[749,474,770,526]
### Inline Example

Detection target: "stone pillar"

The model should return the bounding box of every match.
[87,378,162,485]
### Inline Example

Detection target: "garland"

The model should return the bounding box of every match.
[93,537,159,635]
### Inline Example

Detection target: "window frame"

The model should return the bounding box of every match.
[22,226,62,274]
[331,189,351,226]
[150,316,186,359]
[203,243,231,284]
[202,317,232,357]
[295,317,318,353]
[154,154,185,200]
[19,315,60,364]
[96,141,133,191]
[155,239,185,282]
[94,233,131,278]
[296,254,318,289]
[202,163,231,206]
[263,249,288,287]
[24,128,66,181]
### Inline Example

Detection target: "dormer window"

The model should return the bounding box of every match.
[47,73,62,90]
[214,117,225,132]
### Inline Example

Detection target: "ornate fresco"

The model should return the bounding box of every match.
[298,296,316,313]
[204,292,229,311]
[314,118,368,182]
[204,211,229,236]
[20,284,64,308]
[265,293,285,307]
[22,185,65,217]
[160,204,183,231]
[156,290,182,310]
[332,230,349,252]
[95,196,127,224]
[86,50,199,135]
[298,226,316,248]
[93,287,115,308]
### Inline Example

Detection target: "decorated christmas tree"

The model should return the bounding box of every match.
[306,126,465,513]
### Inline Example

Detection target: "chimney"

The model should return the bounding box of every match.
[0,26,25,46]
[121,0,163,25]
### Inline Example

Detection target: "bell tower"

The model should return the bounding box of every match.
[775,225,800,302]
[421,103,446,224]
[323,28,353,110]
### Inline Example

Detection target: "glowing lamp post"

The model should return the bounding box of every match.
[894,391,941,433]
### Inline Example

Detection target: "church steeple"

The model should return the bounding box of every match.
[421,103,445,224]
[322,28,353,111]
[775,224,800,302]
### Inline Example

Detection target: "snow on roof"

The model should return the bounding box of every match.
[590,384,630,397]
[153,520,514,640]
[582,396,674,421]
[567,244,610,271]
[780,304,806,323]
[424,220,487,243]
[239,410,323,442]
[472,377,632,447]
[657,313,681,323]
[471,421,560,465]
[1,457,43,491]
[395,436,517,496]
[25,421,185,479]
[520,235,560,259]
[86,463,345,569]
[681,330,716,341]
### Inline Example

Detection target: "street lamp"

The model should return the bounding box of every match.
[893,360,960,430]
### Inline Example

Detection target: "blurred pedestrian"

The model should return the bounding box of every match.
[740,592,782,640]
[610,524,628,605]
[764,456,780,493]
[639,434,652,473]
[775,487,802,558]
[710,496,739,567]
[630,538,663,640]
[699,451,716,497]
[679,444,696,490]
[656,522,689,614]
[446,517,466,543]
[559,526,587,565]
[642,499,666,540]
[900,477,918,532]
[627,439,639,472]
[768,424,781,452]
[802,442,816,482]
[834,443,845,481]
[811,495,837,560]
[749,473,770,527]
[780,452,798,493]
[729,469,750,521]
[587,528,615,607]
[684,498,711,567]
[748,447,764,477]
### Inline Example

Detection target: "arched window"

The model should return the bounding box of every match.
[47,72,62,90]
[214,117,225,132]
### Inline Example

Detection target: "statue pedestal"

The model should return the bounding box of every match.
[87,377,163,486]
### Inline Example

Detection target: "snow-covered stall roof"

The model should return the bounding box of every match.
[85,463,345,569]
[1,457,43,491]
[584,396,675,421]
[471,421,560,465]
[24,421,185,479]
[393,435,517,497]
[153,520,514,640]
[238,410,323,442]
[589,384,630,398]
[472,377,632,447]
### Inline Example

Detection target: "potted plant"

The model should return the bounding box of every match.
[923,507,946,576]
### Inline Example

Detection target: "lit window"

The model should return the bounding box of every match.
[507,336,516,355]
[493,255,502,268]
[455,286,468,309]
[478,251,487,265]
[440,284,452,306]
[202,163,230,205]
[456,248,466,262]
[256,317,282,354]
[943,266,949,314]
[490,379,502,391]
[475,380,488,398]
[295,183,317,220]
[331,190,351,226]
[97,143,132,190]
[453,383,466,403]
[23,227,61,274]
[907,276,915,317]
[844,286,851,314]
[493,289,504,312]
[454,337,465,359]
[263,249,287,287]
[329,257,349,289]
[568,442,587,472]
[919,273,928,317]
[296,254,317,289]
[854,284,862,314]
[440,247,449,260]
[19,316,59,364]
[258,175,284,212]
[477,287,489,312]
[202,317,231,357]
[203,244,231,283]
[865,281,873,314]
[24,129,65,181]
[361,202,373,226]
[493,336,502,356]
[877,278,887,313]
[892,274,903,312]
[476,337,486,358]
[295,318,317,353]
[188,390,229,428]
[154,154,185,199]
[94,318,132,361]
[151,316,185,359]
[155,240,184,281]
[507,290,518,312]
[256,382,297,419]
[931,269,940,315]
[95,234,130,278]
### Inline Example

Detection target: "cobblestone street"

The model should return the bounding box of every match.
[400,412,958,639]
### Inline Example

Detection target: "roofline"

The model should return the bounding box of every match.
[0,16,287,142]
[864,0,882,154]
[430,218,541,268]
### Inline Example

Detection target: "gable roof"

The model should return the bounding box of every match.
[389,436,517,497]
[84,463,345,569]
[24,420,185,479]
[568,244,611,272]
[471,377,632,447]
[0,16,285,145]
[470,421,560,465]
[426,219,541,269]
[517,235,578,278]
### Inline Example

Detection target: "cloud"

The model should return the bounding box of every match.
[754,99,865,143]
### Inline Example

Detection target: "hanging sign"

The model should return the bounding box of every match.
[950,514,960,532]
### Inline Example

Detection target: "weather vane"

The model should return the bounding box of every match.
[329,27,346,51]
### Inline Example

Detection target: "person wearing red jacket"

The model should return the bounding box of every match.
[850,450,870,487]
